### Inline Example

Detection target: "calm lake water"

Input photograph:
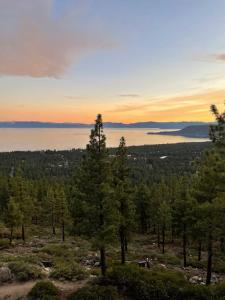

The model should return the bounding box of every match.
[0,128,209,152]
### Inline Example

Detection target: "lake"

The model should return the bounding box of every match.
[0,128,209,152]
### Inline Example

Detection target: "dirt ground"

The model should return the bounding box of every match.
[0,279,87,300]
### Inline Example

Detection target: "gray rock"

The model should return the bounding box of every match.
[189,275,203,284]
[0,267,12,283]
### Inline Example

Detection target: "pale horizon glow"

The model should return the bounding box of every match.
[1,0,225,123]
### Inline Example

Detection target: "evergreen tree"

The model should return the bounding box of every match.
[55,185,69,242]
[73,114,116,276]
[10,172,33,242]
[158,199,171,254]
[46,187,57,235]
[173,178,195,267]
[134,184,151,234]
[113,137,135,264]
[193,150,225,284]
[5,197,21,243]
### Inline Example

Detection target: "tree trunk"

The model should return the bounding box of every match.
[119,227,126,264]
[21,224,25,242]
[182,223,187,267]
[100,247,106,276]
[157,224,160,248]
[171,225,175,244]
[206,234,213,285]
[198,241,202,261]
[52,225,56,235]
[162,225,165,254]
[10,226,13,244]
[220,237,224,252]
[62,220,65,242]
[51,208,55,235]
[125,235,128,252]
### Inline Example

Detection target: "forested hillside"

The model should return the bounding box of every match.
[1,106,225,300]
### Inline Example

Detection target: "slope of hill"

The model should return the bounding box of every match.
[147,125,210,138]
[0,121,208,129]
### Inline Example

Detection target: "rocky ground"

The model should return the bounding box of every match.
[0,232,225,299]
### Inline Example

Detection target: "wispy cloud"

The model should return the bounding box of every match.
[0,0,115,78]
[108,89,225,121]
[64,96,86,100]
[118,94,140,98]
[214,54,225,61]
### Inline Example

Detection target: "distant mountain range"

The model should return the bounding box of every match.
[148,125,211,138]
[0,121,209,129]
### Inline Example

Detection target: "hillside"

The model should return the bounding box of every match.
[147,124,210,138]
[0,121,208,129]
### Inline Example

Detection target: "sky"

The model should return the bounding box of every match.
[0,0,225,123]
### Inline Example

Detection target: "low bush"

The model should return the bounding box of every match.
[101,265,186,299]
[27,280,60,300]
[95,265,225,300]
[67,285,120,300]
[50,261,87,281]
[8,261,43,281]
[40,243,72,258]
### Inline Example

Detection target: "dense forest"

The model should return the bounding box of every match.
[1,105,225,300]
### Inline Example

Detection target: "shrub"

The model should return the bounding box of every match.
[50,261,87,281]
[40,244,71,258]
[211,282,225,299]
[179,285,211,300]
[67,285,120,300]
[8,261,43,281]
[99,265,186,300]
[27,280,60,300]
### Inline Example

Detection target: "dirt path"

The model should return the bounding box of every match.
[0,280,87,300]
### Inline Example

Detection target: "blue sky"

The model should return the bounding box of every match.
[0,0,225,122]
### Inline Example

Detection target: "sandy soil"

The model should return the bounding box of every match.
[0,279,87,300]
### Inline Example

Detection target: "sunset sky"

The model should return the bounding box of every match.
[1,0,225,123]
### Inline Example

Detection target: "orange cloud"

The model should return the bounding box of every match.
[214,54,225,61]
[106,89,225,122]
[0,0,114,78]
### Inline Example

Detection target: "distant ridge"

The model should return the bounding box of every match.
[147,124,211,138]
[0,121,209,129]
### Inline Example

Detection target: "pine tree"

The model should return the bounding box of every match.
[46,187,57,235]
[112,137,135,264]
[10,172,33,242]
[158,199,171,254]
[55,185,69,242]
[5,197,21,244]
[210,103,225,148]
[134,184,151,234]
[193,150,225,284]
[173,178,195,267]
[73,114,116,276]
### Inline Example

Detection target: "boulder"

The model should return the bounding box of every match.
[0,267,12,283]
[189,275,203,284]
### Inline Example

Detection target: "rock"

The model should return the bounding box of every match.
[59,277,65,281]
[211,274,218,284]
[189,275,203,284]
[0,267,12,283]
[159,264,167,269]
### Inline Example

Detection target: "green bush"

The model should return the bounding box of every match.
[102,265,186,300]
[8,261,43,281]
[95,265,225,300]
[27,280,59,300]
[50,261,87,281]
[40,244,71,258]
[179,285,211,300]
[67,285,120,300]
